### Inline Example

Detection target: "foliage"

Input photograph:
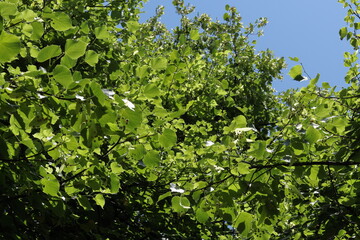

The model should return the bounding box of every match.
[0,0,359,239]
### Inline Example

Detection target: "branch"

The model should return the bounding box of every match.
[0,144,60,162]
[250,161,360,170]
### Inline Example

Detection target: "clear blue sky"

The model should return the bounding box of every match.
[140,0,352,92]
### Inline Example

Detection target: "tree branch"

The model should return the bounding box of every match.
[250,161,360,169]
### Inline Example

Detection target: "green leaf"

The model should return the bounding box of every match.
[110,173,120,194]
[122,108,142,130]
[157,192,172,202]
[126,21,140,33]
[289,65,306,81]
[77,195,92,210]
[159,129,177,148]
[60,54,77,69]
[143,150,160,168]
[237,162,251,174]
[151,57,168,70]
[31,22,44,40]
[90,82,106,105]
[171,196,190,213]
[305,126,321,144]
[136,65,149,79]
[41,175,60,197]
[190,29,200,40]
[196,208,209,223]
[0,31,20,63]
[53,65,73,88]
[339,27,348,40]
[94,194,105,208]
[0,2,17,17]
[95,26,110,39]
[128,144,146,161]
[65,39,88,60]
[85,50,99,66]
[235,212,254,236]
[37,45,62,62]
[110,162,123,174]
[143,83,161,98]
[49,12,73,31]
[289,57,299,62]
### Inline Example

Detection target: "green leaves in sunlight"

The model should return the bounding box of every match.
[143,150,160,168]
[305,126,322,144]
[53,65,73,88]
[0,31,20,63]
[289,64,307,81]
[65,39,88,60]
[41,175,60,197]
[159,129,177,148]
[1,0,360,239]
[37,45,62,62]
[171,196,191,212]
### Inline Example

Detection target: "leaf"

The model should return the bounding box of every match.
[0,2,17,17]
[143,150,160,168]
[126,21,140,33]
[95,26,110,39]
[235,212,254,236]
[143,83,161,98]
[289,65,307,81]
[190,29,200,40]
[171,196,190,213]
[122,108,142,130]
[110,173,120,194]
[305,126,321,144]
[65,39,88,60]
[151,57,168,70]
[94,194,105,208]
[237,162,251,174]
[157,192,172,202]
[110,162,123,175]
[49,12,73,31]
[85,50,99,66]
[37,45,62,62]
[53,65,73,88]
[289,57,299,62]
[77,195,92,210]
[339,27,348,40]
[41,176,60,197]
[0,31,20,63]
[136,65,149,79]
[196,208,209,223]
[159,129,177,148]
[90,82,106,105]
[248,141,266,159]
[31,22,44,40]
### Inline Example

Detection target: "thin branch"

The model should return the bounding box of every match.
[249,161,360,170]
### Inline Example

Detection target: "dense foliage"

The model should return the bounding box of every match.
[0,0,359,239]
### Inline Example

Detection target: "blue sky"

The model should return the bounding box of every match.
[140,0,352,92]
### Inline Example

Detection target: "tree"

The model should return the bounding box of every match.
[0,0,358,239]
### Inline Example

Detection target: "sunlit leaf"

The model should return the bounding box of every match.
[159,128,177,148]
[196,208,209,223]
[65,39,88,60]
[94,194,105,208]
[37,45,62,62]
[41,176,60,197]
[53,65,73,88]
[143,150,160,168]
[0,31,20,63]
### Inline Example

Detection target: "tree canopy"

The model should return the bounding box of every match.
[0,0,359,239]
